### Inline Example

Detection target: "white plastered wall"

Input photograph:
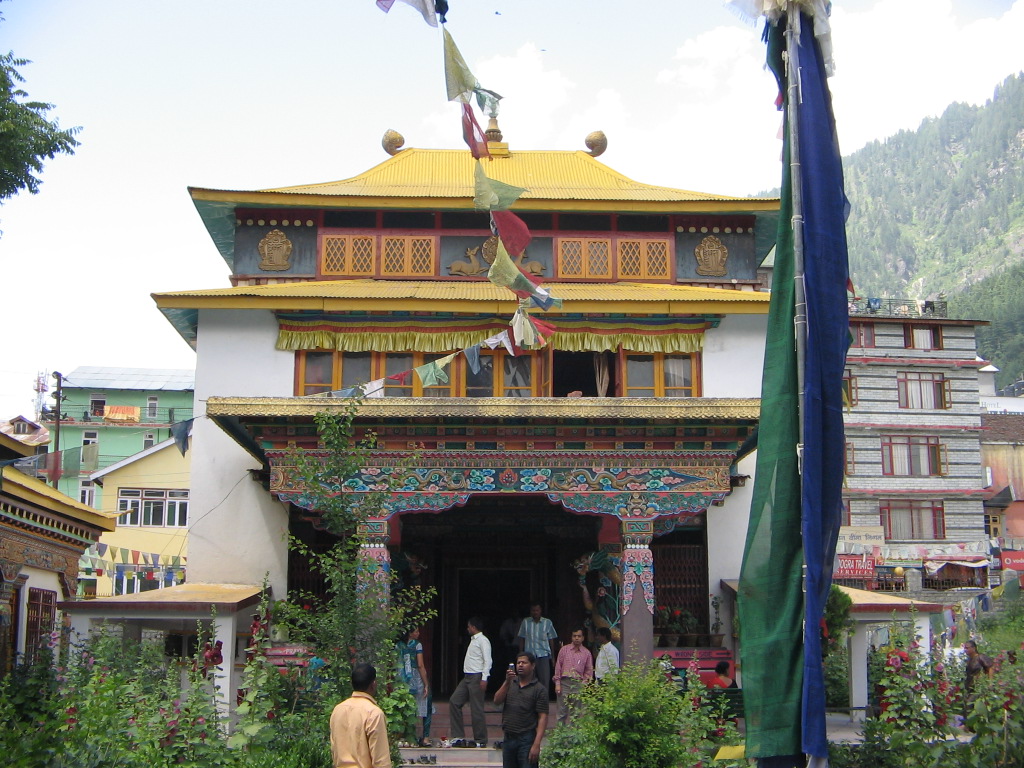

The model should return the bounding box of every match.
[189,308,295,596]
[702,314,767,398]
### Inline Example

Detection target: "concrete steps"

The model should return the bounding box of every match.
[397,700,556,768]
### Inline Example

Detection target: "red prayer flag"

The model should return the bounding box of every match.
[461,103,490,160]
[386,370,414,385]
[492,211,532,257]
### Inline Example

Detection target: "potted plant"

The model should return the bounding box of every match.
[708,593,725,647]
[675,609,699,647]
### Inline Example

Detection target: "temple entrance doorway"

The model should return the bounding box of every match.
[397,495,602,697]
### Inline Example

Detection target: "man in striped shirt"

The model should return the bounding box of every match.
[517,603,558,698]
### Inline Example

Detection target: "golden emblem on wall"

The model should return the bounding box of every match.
[258,229,293,271]
[694,235,728,276]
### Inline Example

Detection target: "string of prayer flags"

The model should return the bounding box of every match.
[491,210,532,256]
[473,161,526,210]
[376,0,438,27]
[387,370,414,386]
[443,29,502,112]
[483,330,515,355]
[488,239,563,310]
[461,103,490,159]
[510,310,556,350]
[463,344,482,375]
[363,379,386,398]
[415,352,458,387]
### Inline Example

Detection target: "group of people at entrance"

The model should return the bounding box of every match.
[329,603,620,768]
[448,605,620,768]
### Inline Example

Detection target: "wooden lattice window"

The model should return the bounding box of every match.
[618,238,671,279]
[556,238,612,279]
[381,236,436,276]
[25,588,56,666]
[321,235,376,276]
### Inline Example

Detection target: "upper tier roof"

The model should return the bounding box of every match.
[153,280,771,348]
[188,146,779,271]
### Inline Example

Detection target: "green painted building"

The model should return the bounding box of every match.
[44,367,194,507]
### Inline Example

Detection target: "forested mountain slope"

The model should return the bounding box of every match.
[835,73,1024,387]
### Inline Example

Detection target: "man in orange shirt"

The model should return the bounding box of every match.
[330,663,391,768]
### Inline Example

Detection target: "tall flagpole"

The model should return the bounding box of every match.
[786,7,808,478]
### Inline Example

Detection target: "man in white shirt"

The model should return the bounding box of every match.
[594,626,620,683]
[449,616,492,747]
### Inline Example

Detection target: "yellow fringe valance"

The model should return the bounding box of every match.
[277,329,704,354]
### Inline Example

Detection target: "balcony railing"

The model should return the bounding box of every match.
[42,406,194,425]
[848,297,947,318]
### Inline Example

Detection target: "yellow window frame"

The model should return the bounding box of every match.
[617,238,672,279]
[466,351,539,397]
[380,235,437,276]
[295,350,373,395]
[556,237,613,279]
[621,352,701,397]
[320,234,376,276]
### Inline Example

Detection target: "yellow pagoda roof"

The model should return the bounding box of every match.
[193,148,778,209]
[154,280,770,347]
[188,146,779,271]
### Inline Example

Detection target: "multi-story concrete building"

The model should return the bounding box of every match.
[42,367,194,508]
[837,299,991,592]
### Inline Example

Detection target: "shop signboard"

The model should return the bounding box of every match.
[1001,550,1024,571]
[834,554,876,579]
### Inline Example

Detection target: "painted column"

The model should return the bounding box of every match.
[847,622,870,721]
[619,518,655,664]
[213,612,238,718]
[358,518,392,604]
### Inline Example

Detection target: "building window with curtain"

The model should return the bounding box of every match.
[904,324,942,351]
[880,499,945,540]
[880,435,946,476]
[295,350,373,396]
[897,371,950,409]
[466,351,536,397]
[623,353,700,397]
[850,322,875,348]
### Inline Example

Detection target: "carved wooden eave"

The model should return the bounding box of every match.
[206,396,760,420]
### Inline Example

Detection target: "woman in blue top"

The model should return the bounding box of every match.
[397,627,431,746]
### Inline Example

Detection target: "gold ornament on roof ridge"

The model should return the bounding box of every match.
[585,131,608,157]
[382,129,405,156]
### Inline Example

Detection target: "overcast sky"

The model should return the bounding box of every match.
[2,0,1022,418]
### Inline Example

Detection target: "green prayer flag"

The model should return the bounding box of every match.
[737,115,804,758]
[443,29,477,103]
[414,360,449,387]
[473,161,526,211]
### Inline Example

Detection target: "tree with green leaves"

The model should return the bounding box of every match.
[1,17,80,204]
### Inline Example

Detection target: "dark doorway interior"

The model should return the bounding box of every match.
[457,568,531,695]
[552,351,616,396]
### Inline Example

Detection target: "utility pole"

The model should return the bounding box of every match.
[50,371,65,489]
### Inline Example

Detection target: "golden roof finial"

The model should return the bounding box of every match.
[585,131,608,157]
[485,117,503,143]
[382,129,405,156]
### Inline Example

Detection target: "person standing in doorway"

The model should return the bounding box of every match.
[329,663,391,768]
[449,616,492,747]
[517,603,557,697]
[553,627,593,724]
[494,652,548,768]
[397,627,431,746]
[593,626,620,683]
